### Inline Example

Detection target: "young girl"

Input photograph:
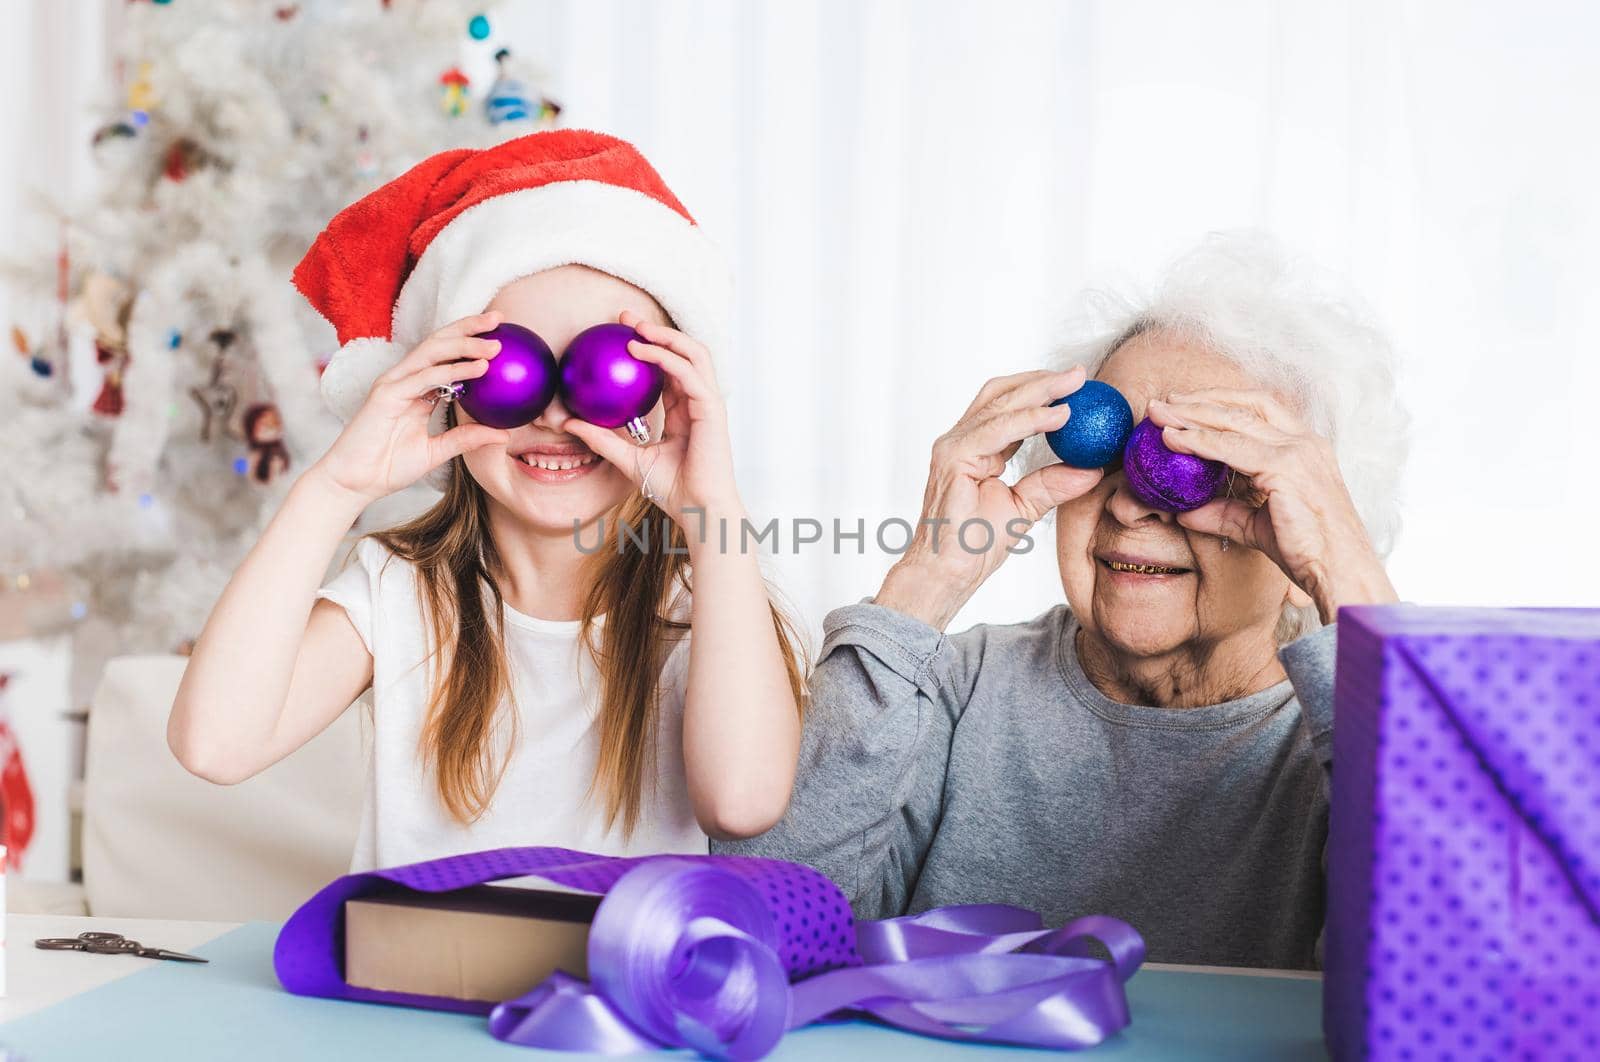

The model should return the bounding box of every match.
[167,131,804,869]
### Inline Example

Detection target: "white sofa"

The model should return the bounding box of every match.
[82,655,365,921]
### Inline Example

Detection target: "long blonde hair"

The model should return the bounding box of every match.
[370,456,806,835]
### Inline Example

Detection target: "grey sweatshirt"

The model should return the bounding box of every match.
[715,602,1337,970]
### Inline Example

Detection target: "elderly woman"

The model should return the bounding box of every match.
[719,234,1408,970]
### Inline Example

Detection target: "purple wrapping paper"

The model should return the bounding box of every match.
[276,846,1143,1058]
[1327,606,1600,1061]
[275,847,857,1015]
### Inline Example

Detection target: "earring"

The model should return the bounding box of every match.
[1219,469,1236,552]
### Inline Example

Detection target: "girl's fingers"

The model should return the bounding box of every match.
[632,319,715,377]
[426,423,510,466]
[382,334,501,384]
[393,356,491,400]
[629,339,714,404]
[1159,423,1273,476]
[564,419,644,477]
[430,310,504,341]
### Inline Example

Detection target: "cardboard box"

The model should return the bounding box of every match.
[345,885,599,1006]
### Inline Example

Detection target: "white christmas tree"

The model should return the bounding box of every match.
[1,0,558,669]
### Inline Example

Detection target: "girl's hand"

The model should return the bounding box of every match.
[312,312,513,504]
[1147,388,1398,621]
[565,311,741,527]
[875,368,1105,630]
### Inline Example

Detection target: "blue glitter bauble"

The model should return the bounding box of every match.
[468,13,491,39]
[1045,380,1135,468]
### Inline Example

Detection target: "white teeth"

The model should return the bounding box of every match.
[517,453,595,471]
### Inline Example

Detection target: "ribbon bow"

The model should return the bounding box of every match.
[487,860,1144,1059]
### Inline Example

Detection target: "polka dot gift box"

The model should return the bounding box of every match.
[1327,606,1600,1062]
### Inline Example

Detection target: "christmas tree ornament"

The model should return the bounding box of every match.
[126,62,157,113]
[91,120,140,146]
[243,403,290,485]
[190,355,238,441]
[468,13,492,40]
[438,68,470,117]
[454,323,558,429]
[484,49,533,125]
[162,138,206,182]
[1121,417,1227,512]
[559,323,663,443]
[0,675,36,873]
[91,345,129,417]
[1045,379,1134,469]
[10,327,52,378]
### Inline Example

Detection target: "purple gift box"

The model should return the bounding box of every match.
[1327,605,1600,1061]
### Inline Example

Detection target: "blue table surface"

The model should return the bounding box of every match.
[0,922,1326,1060]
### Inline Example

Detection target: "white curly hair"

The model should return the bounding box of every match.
[1019,231,1411,643]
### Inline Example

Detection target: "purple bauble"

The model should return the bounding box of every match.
[559,323,664,428]
[457,323,558,429]
[1122,417,1227,512]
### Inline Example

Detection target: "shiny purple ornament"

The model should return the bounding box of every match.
[457,323,558,429]
[559,323,663,435]
[1122,417,1227,512]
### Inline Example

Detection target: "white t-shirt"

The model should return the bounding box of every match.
[317,538,708,872]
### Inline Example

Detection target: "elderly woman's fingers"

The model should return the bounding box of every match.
[1176,498,1263,551]
[961,369,1059,418]
[965,403,1073,458]
[1158,423,1277,476]
[1162,389,1304,434]
[962,367,1086,421]
[1013,463,1104,521]
[997,366,1087,413]
[1147,397,1290,444]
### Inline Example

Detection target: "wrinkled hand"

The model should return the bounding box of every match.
[564,311,742,530]
[876,368,1104,630]
[1148,388,1397,621]
[312,311,512,505]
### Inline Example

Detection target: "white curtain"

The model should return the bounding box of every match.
[492,0,1600,628]
[6,0,1598,639]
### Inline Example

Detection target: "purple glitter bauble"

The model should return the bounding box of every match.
[1122,417,1227,512]
[559,323,664,428]
[457,323,558,429]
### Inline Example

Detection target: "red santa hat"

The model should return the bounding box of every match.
[295,129,729,421]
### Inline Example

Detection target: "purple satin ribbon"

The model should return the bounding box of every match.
[275,847,1143,1060]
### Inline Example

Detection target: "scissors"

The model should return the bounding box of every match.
[35,931,209,964]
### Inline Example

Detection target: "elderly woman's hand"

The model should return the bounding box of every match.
[1147,389,1398,623]
[875,369,1105,630]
